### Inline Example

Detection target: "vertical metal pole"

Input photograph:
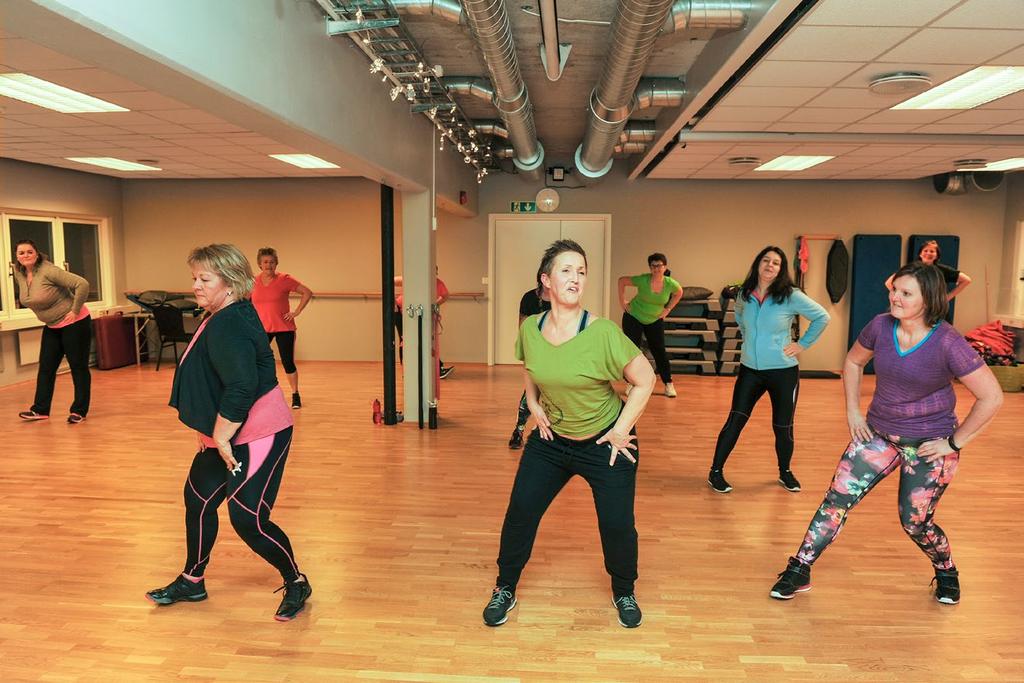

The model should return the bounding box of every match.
[381,184,398,425]
[417,307,425,429]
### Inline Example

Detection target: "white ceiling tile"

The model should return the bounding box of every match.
[148,109,229,125]
[879,28,1024,64]
[836,63,976,89]
[764,121,848,132]
[845,145,928,156]
[803,88,901,108]
[986,122,1024,133]
[991,44,1024,64]
[114,123,194,135]
[28,67,143,94]
[0,39,92,70]
[74,111,165,125]
[702,106,793,122]
[839,122,928,132]
[717,86,824,107]
[186,122,249,133]
[974,145,1024,156]
[939,109,1024,123]
[976,90,1024,109]
[859,109,955,124]
[804,0,961,27]
[5,112,97,127]
[767,26,917,62]
[98,91,188,111]
[932,0,1024,29]
[740,60,865,87]
[782,107,876,123]
[912,122,998,133]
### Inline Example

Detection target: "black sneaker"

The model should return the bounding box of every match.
[274,574,312,621]
[613,594,642,628]
[931,567,960,605]
[67,413,85,424]
[508,429,524,450]
[770,557,812,599]
[482,585,516,626]
[146,575,208,605]
[439,365,455,379]
[778,470,801,492]
[291,392,302,409]
[708,469,732,493]
[18,410,49,421]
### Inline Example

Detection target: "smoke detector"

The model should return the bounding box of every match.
[953,158,987,170]
[868,72,932,95]
[536,188,560,212]
[728,156,761,167]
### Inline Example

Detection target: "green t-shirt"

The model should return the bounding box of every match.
[515,315,642,437]
[627,273,682,325]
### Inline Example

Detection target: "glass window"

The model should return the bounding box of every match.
[62,222,102,302]
[9,218,54,309]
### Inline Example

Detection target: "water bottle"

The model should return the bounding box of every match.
[372,398,383,425]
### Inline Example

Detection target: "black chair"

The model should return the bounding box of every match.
[151,303,194,371]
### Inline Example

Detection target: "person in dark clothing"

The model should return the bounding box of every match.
[508,287,551,449]
[146,244,311,622]
[885,240,971,301]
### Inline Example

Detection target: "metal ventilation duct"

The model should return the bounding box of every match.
[440,76,495,102]
[462,0,544,175]
[576,0,675,179]
[474,120,509,138]
[635,78,685,109]
[391,0,465,24]
[662,0,750,32]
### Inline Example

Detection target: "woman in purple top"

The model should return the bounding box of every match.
[769,262,1002,605]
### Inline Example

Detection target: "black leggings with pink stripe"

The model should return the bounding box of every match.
[182,427,301,582]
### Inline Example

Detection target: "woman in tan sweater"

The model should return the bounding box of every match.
[13,239,92,423]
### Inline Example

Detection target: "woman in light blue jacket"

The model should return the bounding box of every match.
[708,246,830,494]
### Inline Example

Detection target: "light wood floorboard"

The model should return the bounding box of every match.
[1,362,1021,681]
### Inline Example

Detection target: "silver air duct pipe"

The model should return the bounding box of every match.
[635,77,684,109]
[391,0,465,24]
[576,0,675,179]
[462,0,544,175]
[662,0,750,33]
[614,122,656,154]
[474,120,509,138]
[440,76,495,102]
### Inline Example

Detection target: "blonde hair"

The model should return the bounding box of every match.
[187,244,255,299]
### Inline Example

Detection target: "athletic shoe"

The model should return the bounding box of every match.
[508,429,524,450]
[708,469,732,493]
[67,413,85,424]
[18,410,49,421]
[931,568,960,605]
[439,365,455,379]
[274,574,312,621]
[778,470,801,492]
[291,392,302,409]
[770,557,812,600]
[146,575,208,605]
[482,585,516,626]
[613,594,642,628]
[664,383,677,398]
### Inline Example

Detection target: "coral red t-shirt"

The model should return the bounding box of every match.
[251,273,302,333]
[396,278,448,311]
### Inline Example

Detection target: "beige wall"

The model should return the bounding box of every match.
[997,174,1024,317]
[122,177,403,361]
[0,159,125,388]
[438,168,1010,369]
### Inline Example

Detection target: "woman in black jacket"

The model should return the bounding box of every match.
[146,244,311,621]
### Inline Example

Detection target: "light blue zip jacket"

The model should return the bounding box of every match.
[735,289,830,370]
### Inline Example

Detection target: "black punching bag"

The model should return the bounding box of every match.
[826,239,849,304]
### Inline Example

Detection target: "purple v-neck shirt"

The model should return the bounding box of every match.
[858,314,984,438]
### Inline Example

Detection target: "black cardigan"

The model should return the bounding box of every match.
[169,300,280,437]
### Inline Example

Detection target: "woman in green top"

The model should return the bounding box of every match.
[482,240,656,630]
[618,252,684,398]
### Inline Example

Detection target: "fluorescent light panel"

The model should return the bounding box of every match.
[754,155,834,172]
[956,157,1024,172]
[892,66,1024,110]
[269,154,340,169]
[66,157,161,171]
[0,73,128,113]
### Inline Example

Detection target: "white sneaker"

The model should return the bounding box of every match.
[664,383,677,398]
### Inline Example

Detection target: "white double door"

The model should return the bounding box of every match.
[489,214,610,365]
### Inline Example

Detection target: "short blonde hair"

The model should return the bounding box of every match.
[187,243,255,299]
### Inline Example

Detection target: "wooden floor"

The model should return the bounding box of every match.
[1,361,1022,682]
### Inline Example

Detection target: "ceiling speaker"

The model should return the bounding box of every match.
[536,188,560,212]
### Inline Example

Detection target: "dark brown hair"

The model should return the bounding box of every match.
[740,245,795,304]
[536,239,587,297]
[917,239,942,264]
[892,262,948,326]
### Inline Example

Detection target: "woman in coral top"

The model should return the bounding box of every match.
[251,247,313,408]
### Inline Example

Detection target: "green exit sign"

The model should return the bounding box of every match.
[510,201,537,213]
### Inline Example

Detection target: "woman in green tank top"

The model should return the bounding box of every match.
[482,239,656,630]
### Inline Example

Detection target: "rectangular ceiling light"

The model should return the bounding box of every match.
[892,66,1024,110]
[754,155,834,172]
[269,153,340,169]
[66,157,161,171]
[0,73,129,113]
[956,157,1024,172]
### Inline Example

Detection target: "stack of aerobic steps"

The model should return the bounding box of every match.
[660,298,721,375]
[718,297,741,375]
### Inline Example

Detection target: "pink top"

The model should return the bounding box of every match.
[251,273,302,332]
[180,316,294,448]
[48,304,91,329]
[396,278,449,310]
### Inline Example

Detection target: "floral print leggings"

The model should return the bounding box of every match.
[795,430,959,570]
